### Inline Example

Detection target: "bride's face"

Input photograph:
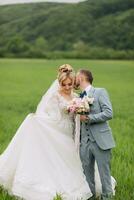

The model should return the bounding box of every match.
[60,78,73,95]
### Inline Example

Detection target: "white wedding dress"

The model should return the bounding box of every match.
[0,80,93,200]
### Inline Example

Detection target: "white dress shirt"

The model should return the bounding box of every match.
[84,85,92,94]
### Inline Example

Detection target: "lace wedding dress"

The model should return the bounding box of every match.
[0,80,93,200]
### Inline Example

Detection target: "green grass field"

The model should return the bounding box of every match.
[0,59,134,200]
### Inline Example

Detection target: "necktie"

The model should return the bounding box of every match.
[80,90,87,98]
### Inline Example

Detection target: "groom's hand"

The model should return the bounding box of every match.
[80,115,89,122]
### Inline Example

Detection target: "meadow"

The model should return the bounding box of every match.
[0,59,134,200]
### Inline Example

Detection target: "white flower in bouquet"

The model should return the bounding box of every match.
[66,96,94,115]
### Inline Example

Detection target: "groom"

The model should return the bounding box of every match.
[75,69,115,200]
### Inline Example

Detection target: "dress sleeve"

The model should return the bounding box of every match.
[36,92,62,122]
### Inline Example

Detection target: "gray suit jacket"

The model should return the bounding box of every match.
[80,86,115,150]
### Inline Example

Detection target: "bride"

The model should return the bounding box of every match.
[0,64,93,200]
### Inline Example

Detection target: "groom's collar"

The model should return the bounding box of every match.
[84,84,92,93]
[87,85,95,97]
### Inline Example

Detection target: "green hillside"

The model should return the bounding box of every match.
[0,0,134,59]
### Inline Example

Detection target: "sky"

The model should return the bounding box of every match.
[0,0,86,5]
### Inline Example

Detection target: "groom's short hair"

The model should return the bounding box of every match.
[79,69,93,84]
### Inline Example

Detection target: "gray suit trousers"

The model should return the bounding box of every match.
[80,139,113,196]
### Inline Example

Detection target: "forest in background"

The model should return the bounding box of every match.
[0,0,134,59]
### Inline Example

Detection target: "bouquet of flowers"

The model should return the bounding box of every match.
[66,96,94,115]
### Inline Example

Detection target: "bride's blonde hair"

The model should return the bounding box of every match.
[58,64,75,85]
